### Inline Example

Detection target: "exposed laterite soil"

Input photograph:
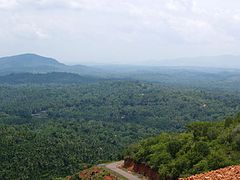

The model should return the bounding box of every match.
[68,166,126,180]
[104,176,115,180]
[181,165,240,180]
[123,158,160,180]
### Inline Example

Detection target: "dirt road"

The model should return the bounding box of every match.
[106,161,142,180]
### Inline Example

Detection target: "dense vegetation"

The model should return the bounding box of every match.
[0,118,154,179]
[125,113,240,179]
[0,72,101,84]
[1,81,239,130]
[1,81,240,179]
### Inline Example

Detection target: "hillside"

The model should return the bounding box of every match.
[0,72,101,84]
[155,55,240,69]
[95,65,240,90]
[0,54,65,74]
[124,113,240,179]
[0,54,100,76]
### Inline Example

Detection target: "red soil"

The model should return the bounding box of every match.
[79,167,101,179]
[104,175,115,180]
[69,166,118,180]
[123,158,160,180]
[181,165,240,180]
[124,158,240,180]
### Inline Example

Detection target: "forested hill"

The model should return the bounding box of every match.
[0,72,102,84]
[0,53,62,67]
[0,54,65,75]
[0,54,101,76]
[125,113,240,179]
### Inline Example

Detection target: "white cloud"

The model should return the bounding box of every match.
[0,0,18,10]
[0,0,240,63]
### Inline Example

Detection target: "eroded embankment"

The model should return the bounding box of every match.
[123,158,240,180]
[123,158,161,180]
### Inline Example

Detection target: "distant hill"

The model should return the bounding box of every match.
[0,54,65,75]
[155,55,240,69]
[1,54,240,90]
[0,72,101,84]
[0,54,101,76]
[0,53,62,66]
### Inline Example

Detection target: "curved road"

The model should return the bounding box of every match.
[106,161,141,180]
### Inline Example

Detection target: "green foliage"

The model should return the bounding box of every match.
[0,72,100,84]
[0,120,154,180]
[207,150,232,170]
[0,81,239,129]
[0,81,240,179]
[167,140,182,158]
[125,114,240,178]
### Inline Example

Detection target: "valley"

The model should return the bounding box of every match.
[1,54,240,179]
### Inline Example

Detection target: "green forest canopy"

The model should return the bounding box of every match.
[125,113,240,179]
[0,81,240,179]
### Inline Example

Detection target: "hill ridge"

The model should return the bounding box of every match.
[0,53,63,65]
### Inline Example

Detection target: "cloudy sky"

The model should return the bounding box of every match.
[0,0,240,64]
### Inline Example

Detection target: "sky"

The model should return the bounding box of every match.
[0,0,240,65]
